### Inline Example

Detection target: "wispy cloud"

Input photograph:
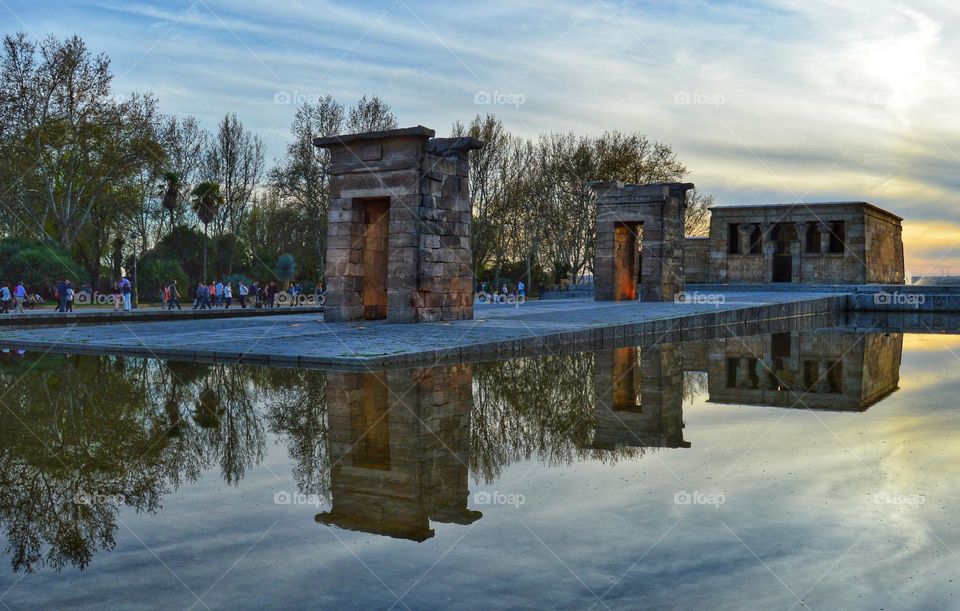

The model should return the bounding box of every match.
[5,0,959,269]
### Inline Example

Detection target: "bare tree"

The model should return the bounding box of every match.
[204,113,264,236]
[267,95,396,280]
[268,97,345,278]
[346,95,397,133]
[685,188,713,237]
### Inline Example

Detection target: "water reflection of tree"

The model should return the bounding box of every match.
[470,352,645,484]
[0,347,679,573]
[0,355,168,572]
[0,354,266,573]
[260,367,330,500]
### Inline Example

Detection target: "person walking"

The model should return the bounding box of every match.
[168,281,182,310]
[55,278,67,312]
[194,283,207,310]
[0,283,10,314]
[223,281,233,309]
[207,282,216,308]
[215,280,224,307]
[64,281,74,312]
[238,281,248,308]
[120,276,132,311]
[13,282,26,313]
[112,279,122,311]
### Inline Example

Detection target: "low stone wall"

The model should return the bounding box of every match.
[689,283,960,312]
[684,237,709,283]
[0,306,325,329]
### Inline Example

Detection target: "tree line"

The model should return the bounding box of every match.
[0,32,711,300]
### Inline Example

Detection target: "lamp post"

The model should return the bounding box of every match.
[129,230,139,309]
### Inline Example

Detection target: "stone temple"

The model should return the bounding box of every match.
[315,126,481,322]
[692,201,904,285]
[592,184,905,302]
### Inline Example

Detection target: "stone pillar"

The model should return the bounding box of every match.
[818,222,832,254]
[762,223,776,282]
[816,360,831,393]
[738,224,753,256]
[790,237,801,283]
[737,357,752,388]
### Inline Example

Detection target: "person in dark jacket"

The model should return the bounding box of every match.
[55,279,67,312]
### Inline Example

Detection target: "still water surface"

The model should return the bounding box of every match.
[0,328,957,609]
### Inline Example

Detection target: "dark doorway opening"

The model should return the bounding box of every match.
[773,250,792,282]
[612,221,642,300]
[356,197,390,319]
[772,223,795,283]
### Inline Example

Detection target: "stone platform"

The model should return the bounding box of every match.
[0,293,847,369]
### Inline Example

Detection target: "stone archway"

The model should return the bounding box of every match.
[591,182,694,302]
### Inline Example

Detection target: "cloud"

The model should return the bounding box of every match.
[5,0,959,262]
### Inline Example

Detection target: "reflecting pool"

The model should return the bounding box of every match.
[0,327,957,609]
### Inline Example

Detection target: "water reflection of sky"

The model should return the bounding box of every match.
[2,331,960,609]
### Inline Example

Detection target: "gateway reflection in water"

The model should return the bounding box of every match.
[0,328,904,572]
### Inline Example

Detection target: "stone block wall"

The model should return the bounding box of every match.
[683,237,710,283]
[315,126,481,323]
[699,330,902,410]
[590,346,688,449]
[864,208,905,284]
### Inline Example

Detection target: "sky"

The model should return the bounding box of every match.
[3,0,959,275]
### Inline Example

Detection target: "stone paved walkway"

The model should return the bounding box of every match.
[0,293,846,368]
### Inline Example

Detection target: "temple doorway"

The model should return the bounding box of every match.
[357,197,390,319]
[772,223,797,283]
[612,221,642,300]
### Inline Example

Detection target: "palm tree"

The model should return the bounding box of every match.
[160,172,181,229]
[191,181,222,283]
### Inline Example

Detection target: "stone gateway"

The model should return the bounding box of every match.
[314,126,482,323]
[591,182,694,302]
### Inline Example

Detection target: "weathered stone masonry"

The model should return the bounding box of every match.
[592,182,693,302]
[701,202,904,285]
[314,126,482,322]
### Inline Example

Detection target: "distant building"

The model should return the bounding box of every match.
[689,201,904,285]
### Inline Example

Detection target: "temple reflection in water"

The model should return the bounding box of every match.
[314,329,902,539]
[699,330,902,411]
[315,366,481,541]
[0,329,904,569]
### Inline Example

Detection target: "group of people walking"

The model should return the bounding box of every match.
[0,281,29,313]
[0,276,321,315]
[478,280,526,299]
[163,279,316,310]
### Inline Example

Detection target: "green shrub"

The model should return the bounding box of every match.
[0,238,85,296]
[137,257,188,302]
